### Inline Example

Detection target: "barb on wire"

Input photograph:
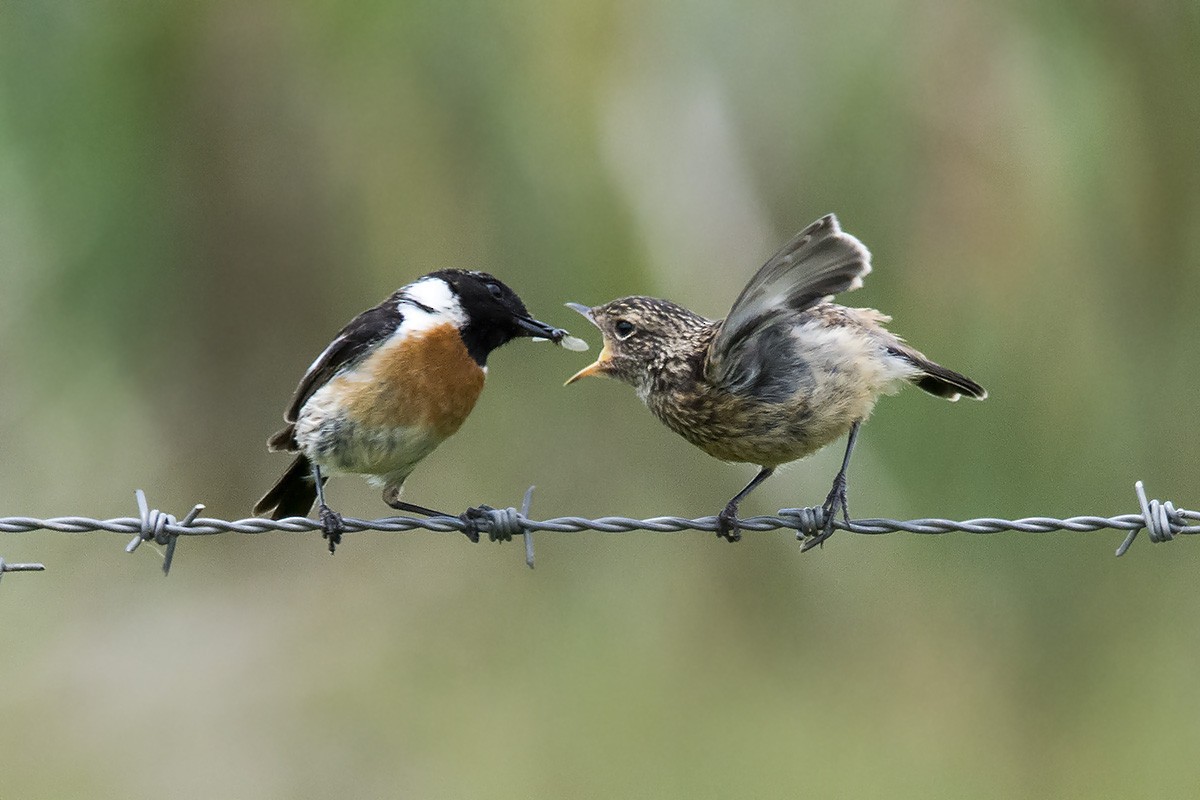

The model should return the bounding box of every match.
[0,556,46,583]
[0,481,1196,579]
[123,489,206,576]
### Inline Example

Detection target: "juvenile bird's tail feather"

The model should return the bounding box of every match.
[253,454,324,519]
[913,364,987,402]
[888,346,987,402]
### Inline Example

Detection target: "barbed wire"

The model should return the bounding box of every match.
[1,482,1196,579]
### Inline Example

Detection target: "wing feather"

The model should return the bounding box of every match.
[282,295,405,422]
[707,214,871,385]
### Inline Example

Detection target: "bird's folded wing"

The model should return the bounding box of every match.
[283,299,405,422]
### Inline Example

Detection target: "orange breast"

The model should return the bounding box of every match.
[333,323,486,437]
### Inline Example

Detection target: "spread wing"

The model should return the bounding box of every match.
[706,214,871,388]
[283,295,404,423]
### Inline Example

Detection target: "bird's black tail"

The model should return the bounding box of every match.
[888,345,987,402]
[253,454,323,519]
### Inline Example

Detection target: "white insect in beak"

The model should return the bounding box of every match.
[559,335,589,351]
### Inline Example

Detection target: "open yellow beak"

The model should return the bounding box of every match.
[564,341,612,385]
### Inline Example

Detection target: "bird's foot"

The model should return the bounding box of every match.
[801,474,849,552]
[716,503,743,543]
[458,506,488,543]
[822,471,850,524]
[456,499,532,543]
[318,504,344,554]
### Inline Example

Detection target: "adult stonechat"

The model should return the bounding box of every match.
[255,269,586,551]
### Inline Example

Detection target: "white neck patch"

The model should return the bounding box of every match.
[397,276,467,333]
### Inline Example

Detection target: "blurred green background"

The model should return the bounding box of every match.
[2,1,1198,797]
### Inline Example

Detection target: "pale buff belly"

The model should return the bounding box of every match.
[654,318,920,467]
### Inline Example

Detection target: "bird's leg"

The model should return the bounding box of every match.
[716,467,775,543]
[386,499,451,517]
[803,421,861,552]
[382,488,480,543]
[312,463,344,554]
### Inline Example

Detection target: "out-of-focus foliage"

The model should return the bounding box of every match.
[2,1,1198,797]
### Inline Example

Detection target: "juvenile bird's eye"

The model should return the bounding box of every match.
[614,319,635,339]
[487,283,503,298]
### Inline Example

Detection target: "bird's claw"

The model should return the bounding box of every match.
[800,524,834,552]
[319,504,344,554]
[823,472,850,523]
[716,505,743,543]
[458,506,489,543]
[801,474,849,552]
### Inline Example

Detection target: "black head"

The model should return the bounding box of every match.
[432,269,568,365]
[564,296,713,391]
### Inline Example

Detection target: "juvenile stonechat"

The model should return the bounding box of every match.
[565,214,985,546]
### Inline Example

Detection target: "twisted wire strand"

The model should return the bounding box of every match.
[1,482,1195,578]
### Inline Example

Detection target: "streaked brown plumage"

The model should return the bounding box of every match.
[565,214,986,546]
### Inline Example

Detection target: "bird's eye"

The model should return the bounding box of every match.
[613,319,635,339]
[487,283,503,298]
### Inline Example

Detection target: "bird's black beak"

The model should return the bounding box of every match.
[514,315,590,351]
[514,315,566,340]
